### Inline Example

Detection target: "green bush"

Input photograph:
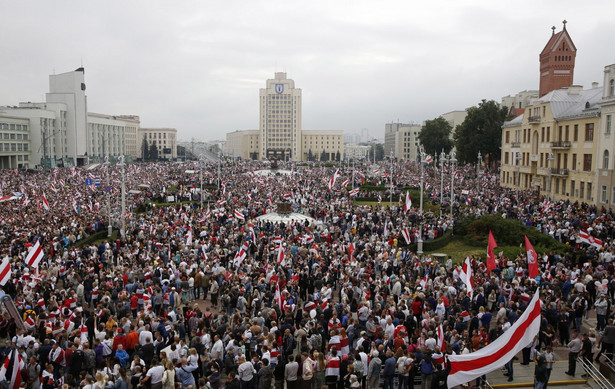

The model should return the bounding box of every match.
[76,229,118,248]
[455,215,570,255]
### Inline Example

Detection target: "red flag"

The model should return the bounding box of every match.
[348,243,355,262]
[524,235,538,278]
[486,230,497,272]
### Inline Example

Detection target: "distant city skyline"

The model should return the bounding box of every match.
[1,1,613,141]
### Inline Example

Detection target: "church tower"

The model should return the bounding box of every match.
[539,21,577,97]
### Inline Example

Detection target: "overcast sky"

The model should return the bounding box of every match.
[1,0,614,141]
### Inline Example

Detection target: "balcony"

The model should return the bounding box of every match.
[551,141,571,149]
[550,168,569,176]
[528,115,541,123]
[511,141,521,147]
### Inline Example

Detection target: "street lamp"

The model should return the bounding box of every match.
[104,155,112,238]
[450,151,457,234]
[118,155,126,238]
[389,150,394,207]
[547,152,554,199]
[477,151,482,193]
[199,154,204,210]
[440,149,447,218]
[417,146,425,254]
[516,152,521,187]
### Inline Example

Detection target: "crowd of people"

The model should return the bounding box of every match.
[0,158,614,389]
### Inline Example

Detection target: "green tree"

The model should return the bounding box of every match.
[336,150,341,162]
[453,99,509,166]
[374,144,385,161]
[308,149,313,161]
[320,150,328,161]
[418,117,453,157]
[150,143,159,161]
[141,138,149,160]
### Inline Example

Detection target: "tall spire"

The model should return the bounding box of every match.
[562,19,567,30]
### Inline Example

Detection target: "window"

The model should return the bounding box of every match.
[588,183,592,201]
[572,154,577,170]
[585,123,594,141]
[580,181,585,199]
[541,127,545,142]
[612,186,615,204]
[547,127,550,142]
[602,185,608,203]
[571,181,576,197]
[565,125,569,141]
[610,79,615,96]
[555,178,560,194]
[562,179,567,195]
[604,150,610,169]
[574,125,578,141]
[505,131,510,143]
[607,115,612,135]
[583,154,592,171]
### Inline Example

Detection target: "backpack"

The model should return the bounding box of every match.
[420,359,434,375]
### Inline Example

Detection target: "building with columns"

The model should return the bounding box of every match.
[226,73,344,161]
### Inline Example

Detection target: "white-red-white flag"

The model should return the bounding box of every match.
[342,179,350,187]
[25,240,44,268]
[0,256,11,286]
[277,246,285,264]
[525,235,539,278]
[436,324,445,350]
[0,348,25,389]
[405,191,412,212]
[401,228,412,245]
[275,284,282,310]
[328,169,341,190]
[348,188,360,196]
[447,290,541,388]
[234,209,245,220]
[41,193,50,211]
[460,257,473,298]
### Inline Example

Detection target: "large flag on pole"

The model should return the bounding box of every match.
[328,169,341,190]
[447,289,542,388]
[525,235,539,278]
[486,230,497,272]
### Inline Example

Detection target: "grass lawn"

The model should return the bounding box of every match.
[425,237,525,264]
[425,237,484,264]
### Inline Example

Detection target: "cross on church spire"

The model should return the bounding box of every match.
[551,26,556,35]
[562,20,567,29]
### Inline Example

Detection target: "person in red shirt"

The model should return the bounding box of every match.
[130,293,139,317]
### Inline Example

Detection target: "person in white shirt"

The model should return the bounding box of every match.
[139,324,154,346]
[238,356,256,384]
[143,362,165,389]
[211,335,224,360]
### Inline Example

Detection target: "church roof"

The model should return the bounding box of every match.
[540,25,576,56]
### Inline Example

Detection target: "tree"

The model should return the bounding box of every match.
[141,138,149,160]
[374,144,385,161]
[418,116,454,157]
[308,149,313,161]
[320,150,328,162]
[453,99,509,166]
[150,143,159,161]
[336,150,341,162]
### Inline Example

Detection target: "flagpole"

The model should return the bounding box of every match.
[389,150,393,207]
[119,155,126,238]
[450,151,457,235]
[417,146,424,254]
[440,149,446,218]
[105,155,112,238]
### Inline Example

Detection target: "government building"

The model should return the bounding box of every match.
[225,73,344,161]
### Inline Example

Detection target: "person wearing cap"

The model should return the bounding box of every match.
[595,294,609,331]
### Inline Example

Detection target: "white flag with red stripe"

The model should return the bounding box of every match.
[328,169,341,190]
[275,284,282,310]
[0,256,11,286]
[436,324,445,350]
[405,191,412,212]
[0,348,24,389]
[234,209,245,220]
[25,240,44,268]
[401,228,412,245]
[41,192,50,211]
[447,290,541,388]
[579,231,603,248]
[277,246,285,265]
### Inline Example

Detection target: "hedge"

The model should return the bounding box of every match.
[75,229,118,248]
[404,230,453,252]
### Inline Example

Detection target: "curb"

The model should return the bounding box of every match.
[491,379,587,388]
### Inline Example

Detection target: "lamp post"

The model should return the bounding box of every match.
[516,152,521,187]
[199,154,204,210]
[389,150,394,207]
[547,152,554,199]
[440,149,446,218]
[118,155,126,238]
[217,152,221,192]
[477,151,482,193]
[417,146,425,254]
[105,155,112,238]
[450,151,457,234]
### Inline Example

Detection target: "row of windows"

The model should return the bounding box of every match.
[504,123,596,143]
[504,151,592,171]
[0,143,29,152]
[0,123,28,131]
[1,133,28,140]
[554,55,572,62]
